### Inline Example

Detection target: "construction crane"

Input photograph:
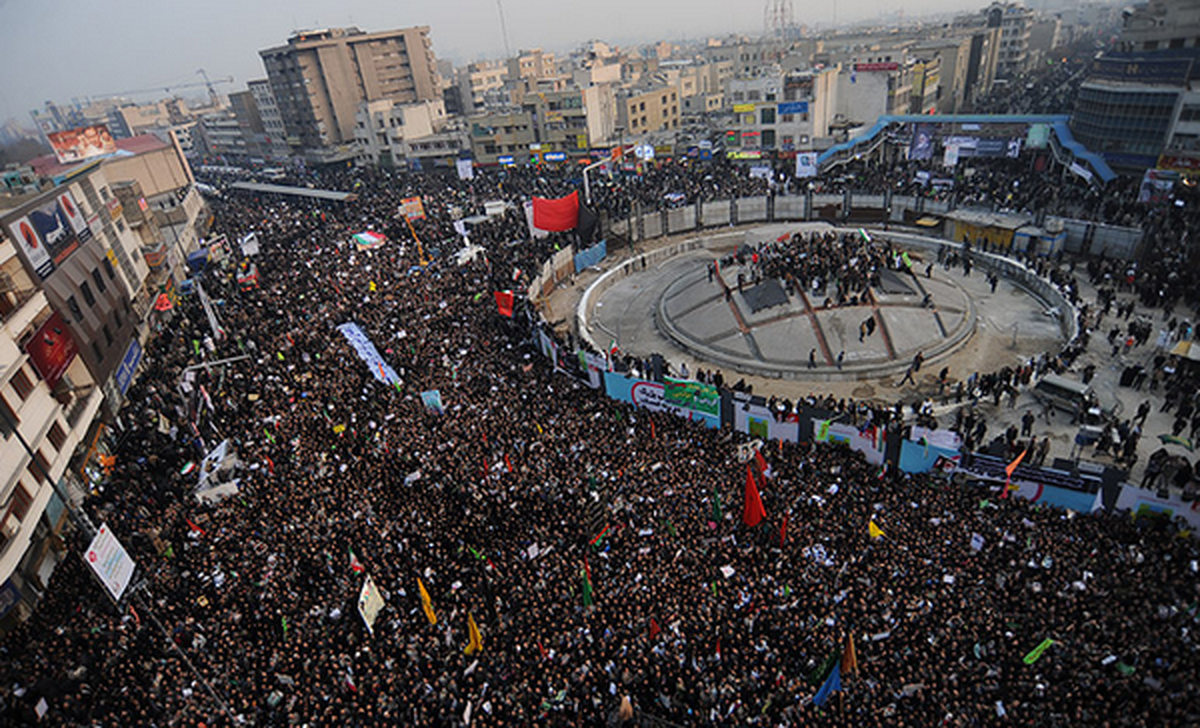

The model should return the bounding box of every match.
[98,70,234,103]
[197,68,222,107]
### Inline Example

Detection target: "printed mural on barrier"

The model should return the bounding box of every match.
[604,372,720,428]
[812,419,887,465]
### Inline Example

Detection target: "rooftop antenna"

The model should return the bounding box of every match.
[496,0,512,58]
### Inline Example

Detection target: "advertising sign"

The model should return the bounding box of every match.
[24,312,79,390]
[1087,57,1191,85]
[5,189,87,280]
[115,338,142,396]
[46,124,117,165]
[854,62,899,72]
[84,523,137,603]
[733,103,756,113]
[777,101,809,115]
[1158,154,1200,173]
[57,190,92,243]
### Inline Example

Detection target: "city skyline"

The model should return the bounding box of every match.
[2,0,1003,126]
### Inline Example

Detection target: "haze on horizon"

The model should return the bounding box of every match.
[0,0,1003,125]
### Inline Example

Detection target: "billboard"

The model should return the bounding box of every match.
[46,124,118,165]
[1087,57,1191,86]
[5,189,88,280]
[854,62,899,72]
[84,523,137,603]
[777,101,809,115]
[24,312,79,390]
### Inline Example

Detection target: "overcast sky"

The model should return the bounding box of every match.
[1,0,989,124]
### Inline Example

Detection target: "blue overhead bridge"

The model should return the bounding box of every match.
[816,114,1116,184]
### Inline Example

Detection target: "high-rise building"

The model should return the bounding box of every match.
[1071,0,1200,172]
[986,2,1036,78]
[247,79,290,162]
[259,27,443,157]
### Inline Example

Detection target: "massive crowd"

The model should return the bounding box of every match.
[2,108,1199,728]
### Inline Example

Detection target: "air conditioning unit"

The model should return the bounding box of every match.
[1,516,20,541]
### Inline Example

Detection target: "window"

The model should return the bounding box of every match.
[67,296,83,322]
[91,341,103,362]
[80,281,95,307]
[11,368,33,401]
[761,108,776,125]
[0,393,18,438]
[7,482,32,521]
[47,421,66,451]
[92,268,107,294]
[26,450,50,484]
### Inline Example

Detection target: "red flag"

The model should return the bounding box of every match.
[650,420,656,439]
[649,618,661,639]
[743,464,767,527]
[532,191,580,231]
[780,514,789,547]
[504,453,513,473]
[1002,449,1027,499]
[755,449,770,479]
[538,640,548,660]
[494,290,514,318]
[186,518,206,537]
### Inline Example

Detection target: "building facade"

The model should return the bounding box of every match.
[259,27,443,157]
[1071,0,1200,171]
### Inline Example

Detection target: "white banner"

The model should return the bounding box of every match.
[943,144,960,168]
[240,232,261,257]
[84,523,137,602]
[523,200,550,239]
[456,158,475,181]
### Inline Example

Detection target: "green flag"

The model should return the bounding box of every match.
[1115,662,1136,676]
[281,615,289,640]
[712,487,723,522]
[807,648,840,687]
[1023,638,1055,665]
[582,568,594,607]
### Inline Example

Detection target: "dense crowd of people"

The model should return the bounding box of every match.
[3,80,1200,725]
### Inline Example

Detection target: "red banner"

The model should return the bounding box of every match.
[494,290,514,318]
[532,192,579,232]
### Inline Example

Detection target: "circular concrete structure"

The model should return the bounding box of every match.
[578,223,1068,383]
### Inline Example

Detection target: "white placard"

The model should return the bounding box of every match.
[84,523,137,603]
[358,573,385,635]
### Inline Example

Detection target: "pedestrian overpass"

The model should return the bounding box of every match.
[816,114,1116,184]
